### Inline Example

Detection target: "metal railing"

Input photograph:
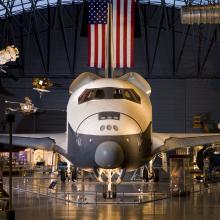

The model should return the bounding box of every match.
[2,177,218,204]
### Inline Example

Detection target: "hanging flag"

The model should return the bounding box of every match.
[112,0,135,68]
[88,0,135,69]
[88,0,108,68]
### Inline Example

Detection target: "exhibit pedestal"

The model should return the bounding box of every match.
[169,155,191,196]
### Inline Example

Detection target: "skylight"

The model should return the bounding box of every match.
[0,0,210,18]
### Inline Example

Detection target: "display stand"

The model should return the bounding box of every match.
[5,114,15,220]
[169,155,191,196]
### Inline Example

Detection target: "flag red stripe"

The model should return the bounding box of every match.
[116,0,120,68]
[113,0,135,68]
[94,24,98,68]
[102,25,106,68]
[123,0,128,68]
[130,0,135,67]
[88,26,91,66]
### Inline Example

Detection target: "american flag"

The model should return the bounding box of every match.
[88,0,135,69]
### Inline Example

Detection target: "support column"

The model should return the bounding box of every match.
[6,114,15,220]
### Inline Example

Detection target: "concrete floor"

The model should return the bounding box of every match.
[1,176,220,220]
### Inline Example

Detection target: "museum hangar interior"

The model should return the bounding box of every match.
[0,0,220,220]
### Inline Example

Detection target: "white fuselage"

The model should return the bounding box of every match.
[66,78,152,170]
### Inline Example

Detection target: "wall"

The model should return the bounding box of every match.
[0,4,220,133]
[1,78,220,133]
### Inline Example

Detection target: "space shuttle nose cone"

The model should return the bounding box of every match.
[95,141,124,169]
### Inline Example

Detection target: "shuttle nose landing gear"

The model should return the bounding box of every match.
[103,184,117,199]
[93,168,126,199]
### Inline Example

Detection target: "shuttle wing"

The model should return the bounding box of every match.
[0,133,67,155]
[152,132,220,154]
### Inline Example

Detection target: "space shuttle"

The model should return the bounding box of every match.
[1,2,220,196]
[1,72,220,193]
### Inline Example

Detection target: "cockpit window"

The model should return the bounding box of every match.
[113,89,123,99]
[78,87,141,104]
[95,89,105,99]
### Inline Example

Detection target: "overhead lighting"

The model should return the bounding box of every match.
[181,4,220,24]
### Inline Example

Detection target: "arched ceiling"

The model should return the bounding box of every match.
[0,0,211,18]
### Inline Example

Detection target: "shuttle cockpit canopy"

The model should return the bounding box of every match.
[78,87,141,104]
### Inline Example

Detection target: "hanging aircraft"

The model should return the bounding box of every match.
[0,45,19,81]
[32,78,62,98]
[5,97,38,114]
[32,78,53,98]
[5,97,66,115]
[1,72,220,197]
[0,45,19,65]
